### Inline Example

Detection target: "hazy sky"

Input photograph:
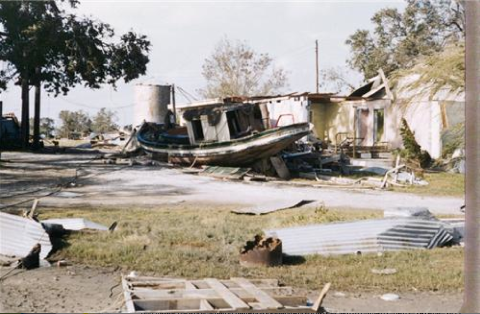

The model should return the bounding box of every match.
[1,0,406,126]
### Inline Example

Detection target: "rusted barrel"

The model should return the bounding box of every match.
[240,235,282,267]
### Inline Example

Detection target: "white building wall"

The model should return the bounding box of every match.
[264,96,310,127]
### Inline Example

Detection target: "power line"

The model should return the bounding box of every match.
[59,96,134,110]
[176,85,199,102]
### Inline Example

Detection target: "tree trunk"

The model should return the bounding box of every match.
[33,68,41,149]
[20,74,30,149]
[461,1,480,312]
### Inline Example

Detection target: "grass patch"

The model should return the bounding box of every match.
[40,205,463,292]
[389,172,464,197]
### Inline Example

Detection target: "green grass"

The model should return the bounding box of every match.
[40,205,463,293]
[389,172,464,197]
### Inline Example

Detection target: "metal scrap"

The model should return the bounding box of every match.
[232,199,315,215]
[0,212,52,260]
[41,218,109,231]
[265,218,455,256]
[240,235,282,267]
[200,166,250,180]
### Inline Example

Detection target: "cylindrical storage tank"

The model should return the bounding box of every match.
[133,84,171,126]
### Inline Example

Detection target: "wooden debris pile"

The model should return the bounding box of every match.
[122,275,330,313]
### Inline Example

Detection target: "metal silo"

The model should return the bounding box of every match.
[133,84,171,126]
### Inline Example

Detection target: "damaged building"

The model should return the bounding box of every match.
[244,69,464,161]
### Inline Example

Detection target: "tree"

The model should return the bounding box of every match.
[200,38,288,98]
[29,117,55,138]
[319,67,360,94]
[91,108,118,134]
[0,1,151,148]
[345,0,465,79]
[57,110,91,138]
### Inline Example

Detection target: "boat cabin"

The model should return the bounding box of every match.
[177,100,266,145]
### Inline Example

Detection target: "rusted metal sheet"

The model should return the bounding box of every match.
[0,212,52,259]
[240,236,282,267]
[265,218,454,256]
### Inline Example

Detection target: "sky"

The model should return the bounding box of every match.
[0,0,406,127]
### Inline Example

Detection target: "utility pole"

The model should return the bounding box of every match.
[315,40,319,93]
[171,84,177,124]
[33,67,41,149]
[461,0,480,312]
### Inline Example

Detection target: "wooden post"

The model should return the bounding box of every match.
[461,1,480,312]
[20,74,29,149]
[33,68,41,149]
[315,40,319,93]
[353,109,357,159]
[171,84,177,124]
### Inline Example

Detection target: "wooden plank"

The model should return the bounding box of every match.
[199,299,214,311]
[312,282,331,312]
[270,156,290,180]
[205,278,250,310]
[184,280,197,290]
[122,276,137,313]
[131,288,305,306]
[29,199,39,218]
[231,278,283,310]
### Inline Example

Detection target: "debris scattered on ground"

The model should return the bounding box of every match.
[56,260,70,267]
[371,268,397,275]
[240,235,282,267]
[270,156,291,180]
[200,166,251,180]
[53,191,83,198]
[121,274,330,313]
[0,212,52,260]
[383,207,435,219]
[41,218,109,232]
[381,293,400,301]
[20,244,41,270]
[232,199,315,215]
[265,214,456,256]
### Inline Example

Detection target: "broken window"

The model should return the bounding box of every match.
[374,109,384,142]
[226,110,241,138]
[191,119,204,141]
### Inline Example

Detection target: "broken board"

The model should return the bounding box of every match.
[232,200,315,215]
[122,275,329,313]
[200,166,250,180]
[270,156,290,180]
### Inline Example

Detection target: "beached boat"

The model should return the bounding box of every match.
[136,100,310,166]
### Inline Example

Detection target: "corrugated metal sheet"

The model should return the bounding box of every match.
[0,212,52,259]
[41,218,108,231]
[265,218,453,256]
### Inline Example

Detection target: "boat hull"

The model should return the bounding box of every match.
[138,123,310,166]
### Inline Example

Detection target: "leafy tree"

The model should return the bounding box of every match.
[399,118,432,168]
[200,38,288,98]
[91,108,118,134]
[346,0,465,79]
[0,1,151,148]
[29,117,55,138]
[57,110,92,138]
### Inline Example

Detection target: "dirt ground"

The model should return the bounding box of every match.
[0,265,462,313]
